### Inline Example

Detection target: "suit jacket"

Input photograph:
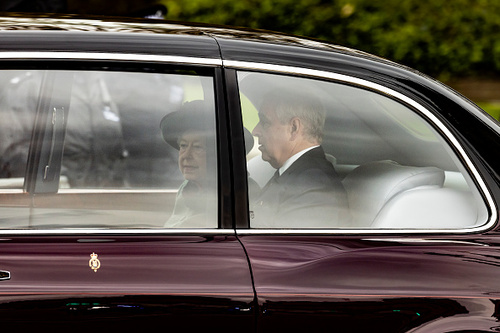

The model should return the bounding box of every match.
[250,146,350,228]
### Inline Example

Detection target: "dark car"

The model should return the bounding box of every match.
[0,14,499,332]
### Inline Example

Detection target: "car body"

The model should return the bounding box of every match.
[0,14,499,332]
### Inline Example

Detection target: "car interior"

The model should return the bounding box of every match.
[240,71,488,230]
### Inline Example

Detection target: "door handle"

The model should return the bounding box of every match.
[0,271,10,281]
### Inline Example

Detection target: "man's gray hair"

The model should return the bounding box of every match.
[263,88,326,143]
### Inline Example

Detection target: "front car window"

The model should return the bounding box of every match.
[0,71,41,187]
[0,68,218,229]
[239,71,488,230]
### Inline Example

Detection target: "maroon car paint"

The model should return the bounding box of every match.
[238,235,500,332]
[0,235,255,330]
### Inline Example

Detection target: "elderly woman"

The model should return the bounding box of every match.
[160,100,217,228]
[161,100,255,228]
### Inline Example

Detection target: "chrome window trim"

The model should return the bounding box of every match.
[0,53,223,235]
[0,57,495,235]
[0,189,24,194]
[0,229,235,236]
[225,60,498,234]
[0,51,222,66]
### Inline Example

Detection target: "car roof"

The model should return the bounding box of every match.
[0,14,427,87]
[0,13,347,49]
[0,14,384,61]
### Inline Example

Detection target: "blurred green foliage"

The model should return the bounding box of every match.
[161,0,500,80]
[477,102,500,121]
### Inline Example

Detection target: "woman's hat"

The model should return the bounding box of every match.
[160,100,254,154]
[160,100,213,150]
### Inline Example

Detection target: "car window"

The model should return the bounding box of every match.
[239,71,488,230]
[0,70,40,188]
[0,71,41,228]
[0,71,41,189]
[0,69,218,229]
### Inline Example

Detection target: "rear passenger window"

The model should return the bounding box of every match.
[0,68,218,229]
[239,71,488,230]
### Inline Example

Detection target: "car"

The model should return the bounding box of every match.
[0,13,499,332]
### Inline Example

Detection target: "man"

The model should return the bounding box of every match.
[250,89,350,228]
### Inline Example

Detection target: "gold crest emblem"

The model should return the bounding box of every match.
[89,252,101,272]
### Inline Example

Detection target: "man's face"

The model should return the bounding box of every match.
[252,104,292,169]
[178,130,207,184]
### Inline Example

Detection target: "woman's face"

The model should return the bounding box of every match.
[177,130,207,184]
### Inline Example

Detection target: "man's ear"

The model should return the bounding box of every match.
[289,117,301,140]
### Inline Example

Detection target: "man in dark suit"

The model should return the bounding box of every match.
[250,89,350,228]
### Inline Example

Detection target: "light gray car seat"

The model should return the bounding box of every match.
[342,160,445,227]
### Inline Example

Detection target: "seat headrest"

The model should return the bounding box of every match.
[342,160,445,227]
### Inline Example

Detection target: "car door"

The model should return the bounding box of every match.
[230,67,499,332]
[0,56,255,331]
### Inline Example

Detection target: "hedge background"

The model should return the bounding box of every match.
[3,0,499,118]
[160,0,500,82]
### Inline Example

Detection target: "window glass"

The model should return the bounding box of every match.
[0,71,41,228]
[239,71,488,230]
[0,69,218,229]
[0,70,41,188]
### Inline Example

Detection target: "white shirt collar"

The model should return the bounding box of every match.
[279,145,319,176]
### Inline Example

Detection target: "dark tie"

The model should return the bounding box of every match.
[261,170,280,192]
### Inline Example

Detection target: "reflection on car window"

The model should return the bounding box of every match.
[0,71,41,188]
[239,71,488,230]
[0,69,218,229]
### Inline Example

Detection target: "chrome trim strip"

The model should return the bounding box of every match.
[0,59,495,235]
[225,60,498,235]
[0,189,24,194]
[57,189,178,194]
[0,229,234,236]
[234,227,493,235]
[0,52,222,235]
[0,51,222,66]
